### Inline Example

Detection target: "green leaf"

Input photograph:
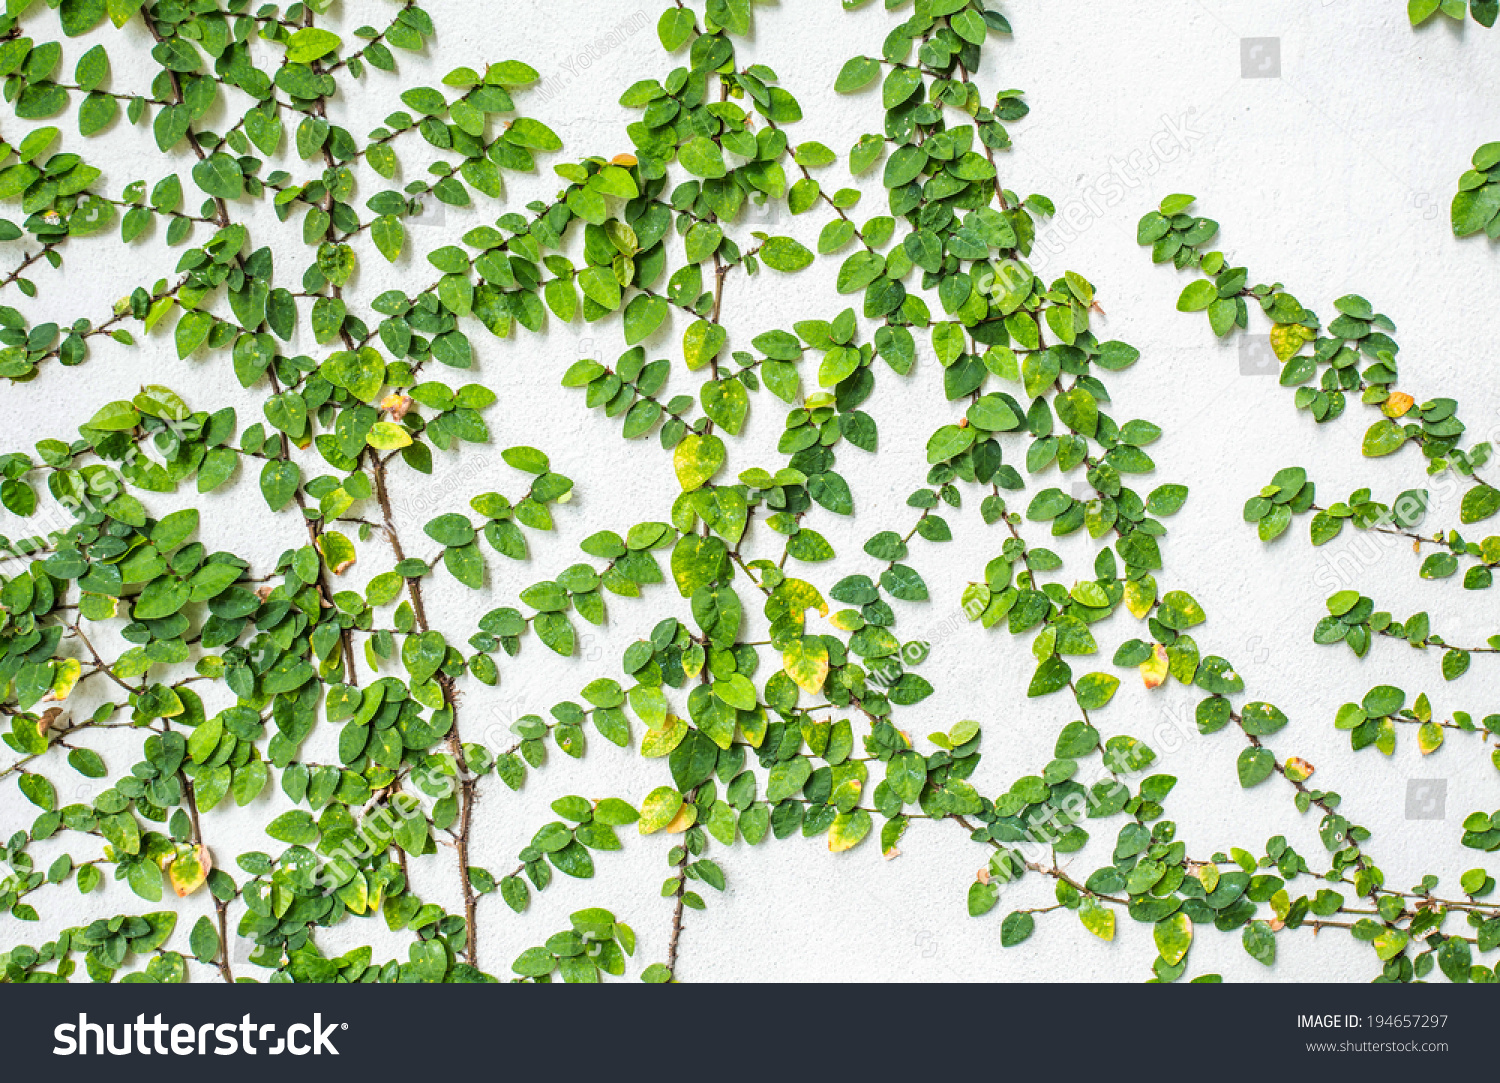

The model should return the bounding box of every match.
[1154,912,1193,966]
[1236,746,1275,788]
[1361,419,1407,458]
[1176,279,1217,312]
[761,237,815,272]
[968,880,1000,917]
[18,772,55,810]
[1074,672,1119,710]
[285,27,342,64]
[371,215,404,262]
[679,136,726,179]
[191,153,243,200]
[1000,911,1035,946]
[835,56,881,93]
[1242,919,1277,966]
[85,400,140,432]
[259,460,300,511]
[1452,183,1500,236]
[1239,702,1288,736]
[189,915,219,963]
[1461,483,1500,524]
[266,810,318,844]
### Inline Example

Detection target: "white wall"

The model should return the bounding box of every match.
[1,0,1498,982]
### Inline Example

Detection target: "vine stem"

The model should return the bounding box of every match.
[663,784,700,978]
[181,773,235,983]
[371,454,479,968]
[139,11,230,230]
[664,845,690,977]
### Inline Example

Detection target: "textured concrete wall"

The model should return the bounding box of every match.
[1,0,1497,982]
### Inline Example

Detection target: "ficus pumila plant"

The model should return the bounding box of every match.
[0,0,1495,986]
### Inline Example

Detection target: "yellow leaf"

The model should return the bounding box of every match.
[673,432,726,492]
[366,421,412,450]
[610,153,638,166]
[317,531,358,575]
[783,637,830,695]
[167,844,211,897]
[1270,322,1313,362]
[1417,722,1444,755]
[828,809,871,852]
[1079,898,1115,941]
[1124,574,1156,619]
[380,393,413,420]
[1382,391,1415,418]
[336,869,370,914]
[47,657,82,701]
[638,786,683,834]
[1284,756,1315,781]
[1140,643,1169,689]
[665,803,698,834]
[640,715,687,758]
[779,578,829,619]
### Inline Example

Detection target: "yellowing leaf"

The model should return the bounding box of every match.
[167,844,211,897]
[317,530,358,575]
[673,432,726,492]
[1383,391,1415,418]
[1284,756,1316,781]
[783,637,830,695]
[1124,575,1156,619]
[638,786,683,833]
[778,578,828,619]
[665,802,697,834]
[828,809,872,852]
[1140,643,1169,689]
[1154,912,1192,966]
[285,26,342,64]
[683,319,727,371]
[381,393,414,420]
[367,421,413,450]
[640,715,687,758]
[47,657,82,701]
[1270,322,1313,362]
[1079,898,1115,941]
[1417,722,1444,755]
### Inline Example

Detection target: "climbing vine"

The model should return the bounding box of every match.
[0,0,1496,986]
